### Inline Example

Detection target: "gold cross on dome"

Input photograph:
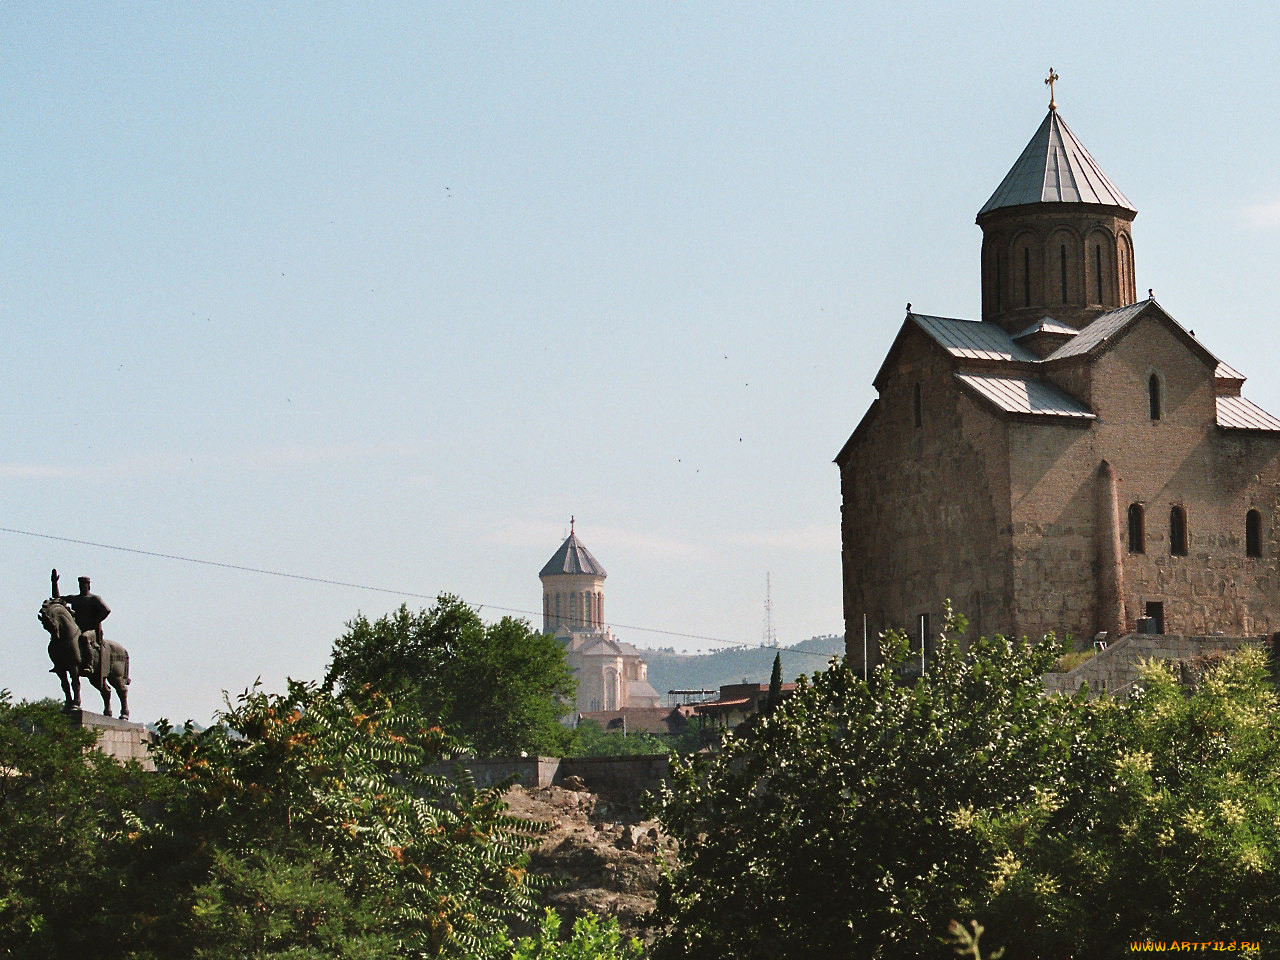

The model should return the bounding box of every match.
[1045,67,1059,110]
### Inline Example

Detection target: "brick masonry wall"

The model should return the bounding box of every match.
[842,311,1280,659]
[840,325,1016,665]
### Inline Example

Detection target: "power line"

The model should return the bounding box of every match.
[0,524,844,659]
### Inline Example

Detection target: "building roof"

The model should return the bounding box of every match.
[978,108,1135,217]
[860,299,1280,440]
[911,313,1039,363]
[1013,317,1079,339]
[539,530,607,578]
[1215,360,1245,381]
[1217,395,1280,432]
[955,373,1096,420]
[1043,300,1151,360]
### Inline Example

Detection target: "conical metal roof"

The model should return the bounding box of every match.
[979,108,1135,216]
[539,531,607,578]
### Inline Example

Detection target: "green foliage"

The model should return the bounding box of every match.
[326,596,576,757]
[654,616,1076,959]
[1049,648,1097,672]
[566,719,672,757]
[0,681,649,960]
[945,920,1003,960]
[141,681,545,959]
[0,693,161,960]
[510,909,644,960]
[656,606,1280,958]
[186,846,396,959]
[975,647,1280,954]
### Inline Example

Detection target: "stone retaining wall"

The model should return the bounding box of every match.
[1042,633,1262,698]
[427,753,669,797]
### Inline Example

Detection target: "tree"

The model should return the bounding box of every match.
[567,719,672,757]
[138,681,546,959]
[653,611,1087,959]
[974,647,1280,954]
[765,652,783,715]
[0,694,154,960]
[325,596,576,757]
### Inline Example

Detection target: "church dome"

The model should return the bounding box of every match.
[978,107,1135,218]
[539,529,607,578]
[976,81,1138,335]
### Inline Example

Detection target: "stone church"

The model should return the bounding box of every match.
[540,522,661,711]
[837,86,1280,667]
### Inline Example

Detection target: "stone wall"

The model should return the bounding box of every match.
[841,311,1280,661]
[1042,633,1262,698]
[426,754,669,797]
[71,708,154,770]
[839,326,1016,666]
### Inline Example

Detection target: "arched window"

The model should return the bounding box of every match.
[1023,246,1031,306]
[1170,506,1188,556]
[1060,244,1068,303]
[1149,374,1162,421]
[1247,509,1262,558]
[1094,243,1104,303]
[1128,503,1145,554]
[913,382,922,428]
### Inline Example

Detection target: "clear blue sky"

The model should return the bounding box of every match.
[6,3,1280,724]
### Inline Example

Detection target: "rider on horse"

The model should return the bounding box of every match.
[51,569,111,679]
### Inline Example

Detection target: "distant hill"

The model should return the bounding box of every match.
[640,634,845,700]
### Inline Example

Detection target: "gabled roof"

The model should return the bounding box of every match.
[979,108,1135,216]
[955,374,1096,420]
[1044,299,1219,369]
[539,531,607,578]
[1043,300,1150,360]
[852,300,1280,441]
[872,313,1036,391]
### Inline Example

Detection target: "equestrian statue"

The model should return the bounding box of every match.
[39,569,131,719]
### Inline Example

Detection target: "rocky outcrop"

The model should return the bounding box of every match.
[503,782,675,945]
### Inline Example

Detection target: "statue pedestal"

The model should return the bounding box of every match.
[69,708,153,770]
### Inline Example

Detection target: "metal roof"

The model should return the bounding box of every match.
[1013,317,1078,339]
[1215,360,1245,381]
[1044,300,1151,361]
[955,374,1096,419]
[911,313,1039,363]
[979,109,1135,216]
[1217,395,1280,432]
[539,531,607,578]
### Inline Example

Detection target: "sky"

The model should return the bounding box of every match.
[6,2,1280,725]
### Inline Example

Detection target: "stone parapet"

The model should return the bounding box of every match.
[1042,634,1262,698]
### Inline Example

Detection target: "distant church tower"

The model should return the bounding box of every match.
[977,68,1138,343]
[538,520,662,712]
[539,517,607,633]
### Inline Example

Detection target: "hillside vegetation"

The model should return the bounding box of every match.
[640,634,843,695]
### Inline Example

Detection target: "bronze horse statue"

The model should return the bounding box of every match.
[38,598,131,719]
